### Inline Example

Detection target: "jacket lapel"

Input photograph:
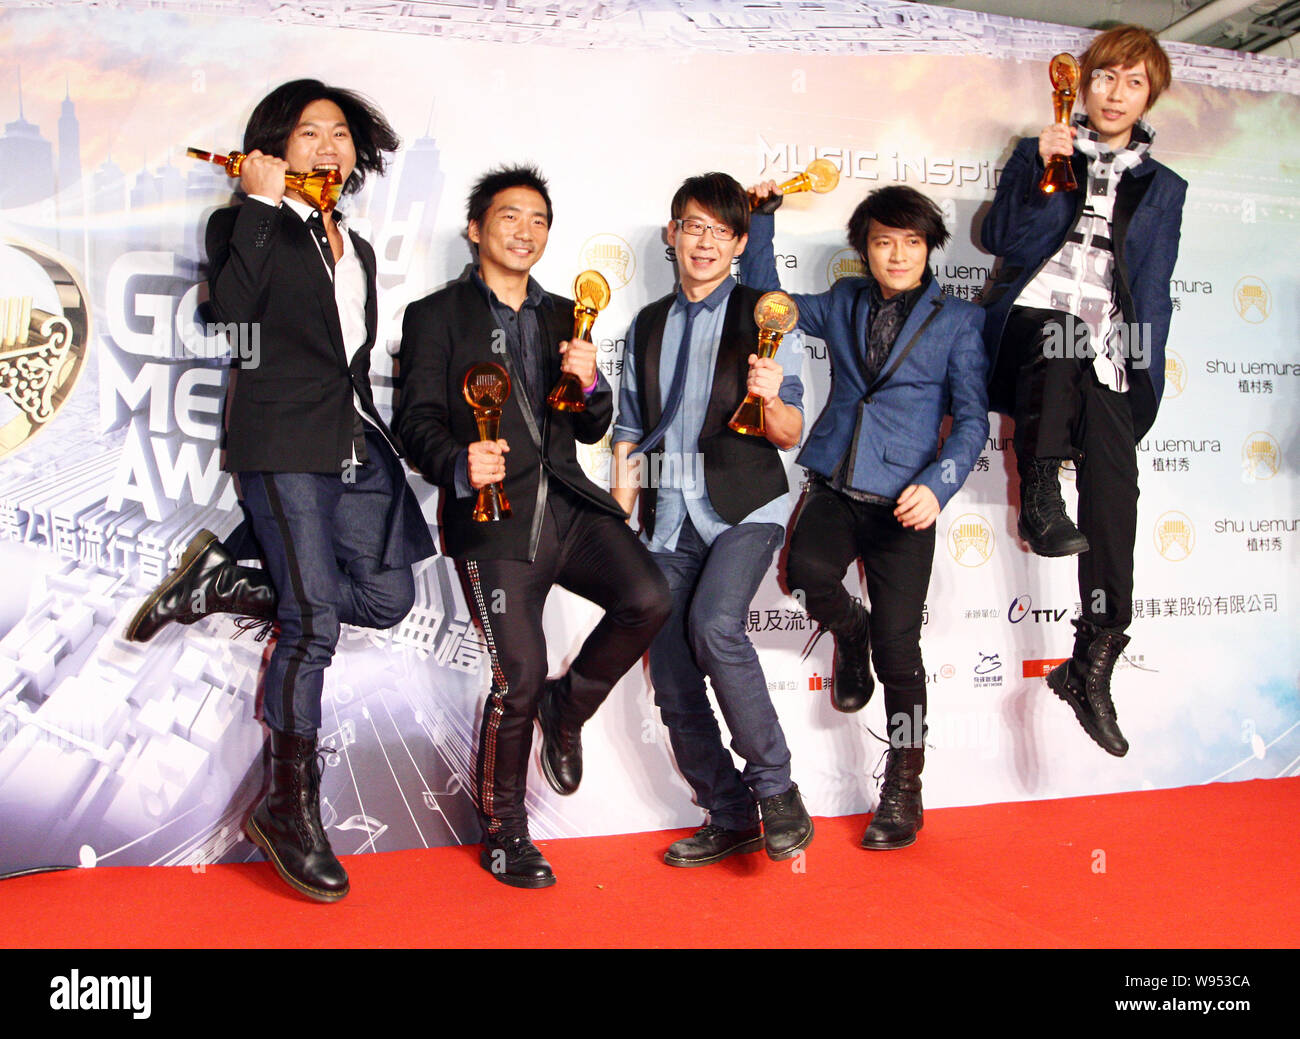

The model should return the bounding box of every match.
[282,207,349,369]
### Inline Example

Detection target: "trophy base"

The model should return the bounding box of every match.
[547,397,587,413]
[547,373,588,413]
[472,486,512,523]
[728,398,766,437]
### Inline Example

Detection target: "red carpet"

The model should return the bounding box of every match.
[3,778,1297,948]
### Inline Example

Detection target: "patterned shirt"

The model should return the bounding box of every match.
[1015,114,1155,392]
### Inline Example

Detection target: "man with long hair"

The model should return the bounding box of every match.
[125,80,435,901]
[981,25,1187,756]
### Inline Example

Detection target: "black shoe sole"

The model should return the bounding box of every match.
[831,692,870,713]
[860,822,922,851]
[479,851,557,888]
[1017,518,1090,558]
[1046,665,1128,757]
[663,835,764,868]
[245,816,349,903]
[123,530,218,642]
[765,820,814,862]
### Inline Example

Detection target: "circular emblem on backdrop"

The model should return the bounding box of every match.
[1008,595,1031,623]
[579,234,635,290]
[1153,510,1195,561]
[940,663,956,679]
[1242,432,1280,480]
[0,237,91,459]
[1163,349,1186,398]
[826,248,866,286]
[947,513,995,567]
[1233,276,1270,323]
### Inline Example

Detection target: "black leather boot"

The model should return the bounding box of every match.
[125,529,278,642]
[861,746,924,850]
[1047,618,1130,756]
[801,601,874,713]
[664,824,764,867]
[536,677,583,796]
[759,784,814,861]
[480,833,557,889]
[829,600,874,712]
[1017,458,1089,557]
[245,731,349,902]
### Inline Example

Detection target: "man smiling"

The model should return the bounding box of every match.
[126,81,435,902]
[397,166,670,888]
[742,183,988,851]
[612,173,810,868]
[980,24,1187,756]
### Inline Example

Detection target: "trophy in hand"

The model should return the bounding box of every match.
[187,147,344,213]
[728,291,799,437]
[1039,53,1080,194]
[547,270,611,412]
[747,158,840,211]
[463,362,512,522]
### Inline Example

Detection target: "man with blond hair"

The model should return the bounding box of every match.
[980,25,1187,756]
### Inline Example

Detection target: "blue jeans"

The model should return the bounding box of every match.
[649,516,790,831]
[239,432,417,737]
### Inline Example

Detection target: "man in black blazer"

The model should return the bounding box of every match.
[397,166,669,889]
[126,81,434,901]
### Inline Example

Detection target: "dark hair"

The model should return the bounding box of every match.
[465,165,553,229]
[847,185,949,258]
[670,172,750,238]
[242,79,399,196]
[1079,24,1172,111]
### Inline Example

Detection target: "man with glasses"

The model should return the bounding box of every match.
[611,172,812,869]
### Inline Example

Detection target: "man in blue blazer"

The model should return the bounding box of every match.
[980,25,1186,757]
[743,184,988,850]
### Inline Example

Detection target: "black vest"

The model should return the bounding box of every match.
[631,285,789,538]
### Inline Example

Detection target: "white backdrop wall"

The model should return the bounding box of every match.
[0,1,1296,872]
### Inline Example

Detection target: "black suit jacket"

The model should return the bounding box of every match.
[396,272,624,562]
[207,198,402,473]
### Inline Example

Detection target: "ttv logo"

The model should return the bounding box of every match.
[1008,595,1031,623]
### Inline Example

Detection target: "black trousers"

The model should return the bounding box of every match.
[786,482,935,746]
[1004,306,1139,631]
[458,486,670,838]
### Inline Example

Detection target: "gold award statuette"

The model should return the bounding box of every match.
[547,269,612,412]
[748,158,840,210]
[1039,53,1080,194]
[186,146,343,213]
[463,362,513,522]
[728,291,799,437]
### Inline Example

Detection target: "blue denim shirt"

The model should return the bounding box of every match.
[612,277,804,553]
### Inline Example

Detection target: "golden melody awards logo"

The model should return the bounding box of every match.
[1234,276,1270,323]
[947,513,994,567]
[0,237,91,458]
[1163,349,1187,398]
[826,248,866,286]
[580,234,635,291]
[1242,432,1280,481]
[1153,510,1195,561]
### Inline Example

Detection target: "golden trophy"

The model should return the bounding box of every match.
[728,291,799,437]
[463,362,512,522]
[1039,53,1080,194]
[546,270,611,412]
[186,147,343,213]
[748,158,840,210]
